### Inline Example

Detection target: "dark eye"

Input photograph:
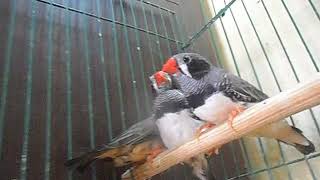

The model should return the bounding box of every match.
[183,56,191,63]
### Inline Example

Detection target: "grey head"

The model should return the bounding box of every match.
[149,71,190,119]
[153,89,190,119]
[171,53,212,80]
[149,71,173,95]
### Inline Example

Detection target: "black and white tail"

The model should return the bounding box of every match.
[288,126,315,155]
[64,148,111,173]
[249,121,315,155]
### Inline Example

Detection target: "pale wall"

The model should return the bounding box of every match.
[205,0,320,179]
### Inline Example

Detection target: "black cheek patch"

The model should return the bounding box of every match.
[188,60,211,79]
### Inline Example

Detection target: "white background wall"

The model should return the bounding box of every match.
[205,0,320,179]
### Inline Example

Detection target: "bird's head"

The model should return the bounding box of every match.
[149,71,172,95]
[162,53,211,79]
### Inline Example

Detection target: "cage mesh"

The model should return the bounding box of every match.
[0,0,319,180]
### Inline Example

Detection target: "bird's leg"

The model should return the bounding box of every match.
[206,145,221,156]
[228,105,245,133]
[194,122,216,140]
[146,145,165,162]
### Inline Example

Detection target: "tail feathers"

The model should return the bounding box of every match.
[291,127,315,155]
[65,149,111,173]
[250,121,315,155]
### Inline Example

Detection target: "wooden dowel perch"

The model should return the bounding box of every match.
[122,73,320,180]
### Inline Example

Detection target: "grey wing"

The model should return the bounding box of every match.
[208,67,269,102]
[106,116,158,148]
[153,89,190,119]
[170,75,216,109]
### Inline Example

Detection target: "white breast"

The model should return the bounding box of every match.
[193,92,239,126]
[156,110,203,149]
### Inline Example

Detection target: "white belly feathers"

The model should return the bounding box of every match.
[156,109,203,149]
[193,92,239,126]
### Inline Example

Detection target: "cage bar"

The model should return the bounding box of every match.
[44,2,53,180]
[0,0,319,180]
[19,1,37,180]
[188,0,319,179]
[34,0,182,44]
[0,0,17,157]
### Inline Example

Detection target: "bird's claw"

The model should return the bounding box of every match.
[194,123,216,140]
[206,146,221,156]
[228,105,245,133]
[146,145,164,163]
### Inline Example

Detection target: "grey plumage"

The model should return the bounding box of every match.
[163,52,315,155]
[153,89,214,180]
[107,116,159,148]
[65,84,164,173]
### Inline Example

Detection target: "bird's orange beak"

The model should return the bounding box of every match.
[162,57,178,74]
[153,71,170,86]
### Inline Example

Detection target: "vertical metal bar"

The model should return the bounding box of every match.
[79,1,97,179]
[173,14,185,51]
[150,7,164,64]
[44,1,54,179]
[210,1,240,76]
[219,152,228,179]
[222,0,288,179]
[83,17,96,152]
[158,9,175,174]
[127,0,151,113]
[307,0,320,21]
[146,7,165,180]
[267,0,320,144]
[260,0,299,81]
[33,0,181,44]
[198,1,233,179]
[63,0,73,179]
[260,1,319,179]
[139,2,157,72]
[119,0,142,121]
[168,13,181,52]
[207,2,246,179]
[239,0,279,98]
[19,1,37,180]
[280,0,319,72]
[229,143,241,179]
[109,0,126,130]
[158,8,172,55]
[260,0,320,174]
[199,0,222,67]
[169,9,191,180]
[0,0,17,157]
[226,152,320,179]
[95,0,116,179]
[240,0,317,178]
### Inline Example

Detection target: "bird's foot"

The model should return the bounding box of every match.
[228,105,245,133]
[146,145,164,162]
[206,145,221,156]
[194,122,216,140]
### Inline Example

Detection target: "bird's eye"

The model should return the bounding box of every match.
[183,56,191,63]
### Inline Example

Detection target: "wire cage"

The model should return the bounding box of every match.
[0,0,319,180]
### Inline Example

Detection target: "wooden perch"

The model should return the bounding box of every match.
[122,73,320,180]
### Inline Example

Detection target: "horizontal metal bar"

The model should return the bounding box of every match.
[227,152,320,180]
[182,0,237,50]
[34,0,183,44]
[164,0,180,6]
[137,0,176,14]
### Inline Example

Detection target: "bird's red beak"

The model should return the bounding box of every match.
[153,71,170,86]
[162,57,178,74]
